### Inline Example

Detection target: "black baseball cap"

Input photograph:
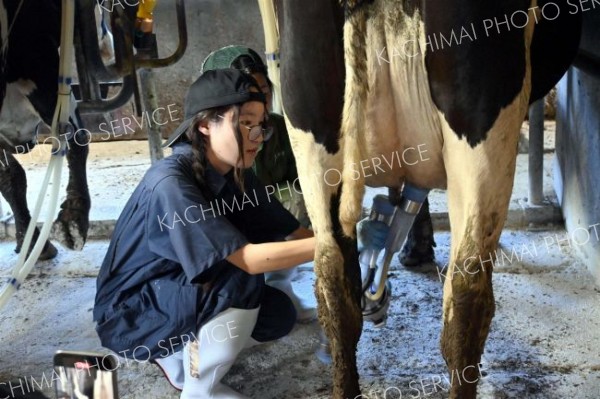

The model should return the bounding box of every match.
[163,69,266,148]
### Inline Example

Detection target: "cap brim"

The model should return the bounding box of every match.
[162,117,194,148]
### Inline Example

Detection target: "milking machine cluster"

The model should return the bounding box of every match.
[360,184,430,327]
[317,183,430,363]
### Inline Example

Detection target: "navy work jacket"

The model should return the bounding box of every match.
[93,142,299,359]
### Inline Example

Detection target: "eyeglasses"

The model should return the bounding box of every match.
[218,114,273,142]
[241,123,274,142]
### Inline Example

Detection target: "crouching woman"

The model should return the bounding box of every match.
[92,69,315,398]
[92,68,388,399]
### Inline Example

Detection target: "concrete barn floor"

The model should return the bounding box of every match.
[1,123,600,398]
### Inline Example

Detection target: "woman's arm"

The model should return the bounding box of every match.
[226,237,316,275]
[286,226,314,240]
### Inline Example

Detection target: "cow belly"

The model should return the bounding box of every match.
[361,0,446,190]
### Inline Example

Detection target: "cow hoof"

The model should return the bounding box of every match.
[52,197,90,250]
[38,241,58,261]
[399,247,435,268]
[14,240,58,261]
[52,219,87,250]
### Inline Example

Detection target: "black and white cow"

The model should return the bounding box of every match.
[275,1,582,398]
[0,0,91,260]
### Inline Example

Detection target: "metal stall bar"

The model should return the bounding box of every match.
[528,98,545,205]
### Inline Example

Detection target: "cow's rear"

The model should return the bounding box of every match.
[341,2,580,398]
[277,0,581,398]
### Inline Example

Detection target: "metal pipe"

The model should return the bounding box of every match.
[82,3,144,115]
[77,74,134,114]
[528,98,545,205]
[73,0,101,103]
[74,0,117,83]
[77,0,187,114]
[139,68,164,163]
[134,0,187,69]
[110,5,136,76]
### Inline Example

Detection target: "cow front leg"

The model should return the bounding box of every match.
[440,94,525,398]
[52,129,90,250]
[0,151,57,260]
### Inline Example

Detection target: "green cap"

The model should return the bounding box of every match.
[201,45,267,74]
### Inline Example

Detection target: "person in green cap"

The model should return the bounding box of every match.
[202,45,315,322]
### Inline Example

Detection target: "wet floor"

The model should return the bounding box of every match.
[1,227,599,398]
[1,128,599,398]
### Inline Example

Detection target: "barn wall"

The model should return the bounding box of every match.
[555,9,600,285]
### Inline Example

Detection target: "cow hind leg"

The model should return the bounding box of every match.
[51,129,90,250]
[0,152,57,260]
[440,93,527,398]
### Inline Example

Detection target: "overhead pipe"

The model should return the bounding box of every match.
[109,0,187,73]
[134,0,187,69]
[76,0,187,115]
